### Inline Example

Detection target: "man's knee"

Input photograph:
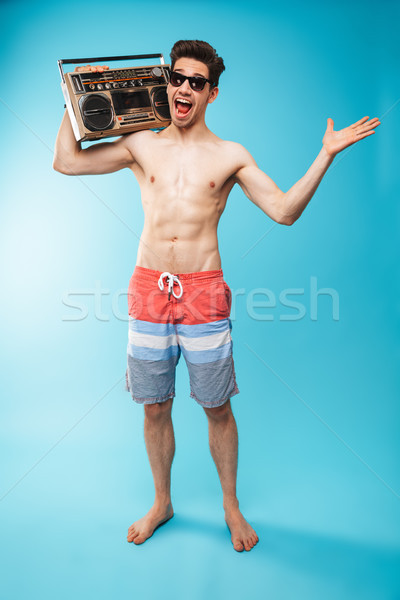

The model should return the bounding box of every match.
[203,399,232,422]
[144,397,173,421]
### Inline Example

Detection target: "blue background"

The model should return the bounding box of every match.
[0,0,399,598]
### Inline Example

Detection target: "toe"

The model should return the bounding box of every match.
[233,540,244,552]
[127,536,136,543]
[133,535,145,545]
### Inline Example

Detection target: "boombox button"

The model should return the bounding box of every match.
[151,67,163,78]
[97,84,104,90]
[105,83,111,90]
[89,84,95,90]
[112,83,119,88]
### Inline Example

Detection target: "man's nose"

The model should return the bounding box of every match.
[179,78,191,93]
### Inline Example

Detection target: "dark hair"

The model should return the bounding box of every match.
[170,40,225,87]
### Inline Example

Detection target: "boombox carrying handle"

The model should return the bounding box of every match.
[57,53,165,83]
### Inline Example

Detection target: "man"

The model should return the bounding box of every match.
[53,40,380,552]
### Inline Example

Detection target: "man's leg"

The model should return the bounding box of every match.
[203,400,259,552]
[127,398,175,544]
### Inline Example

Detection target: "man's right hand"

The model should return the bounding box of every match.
[74,65,109,73]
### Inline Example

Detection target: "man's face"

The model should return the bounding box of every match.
[167,57,218,129]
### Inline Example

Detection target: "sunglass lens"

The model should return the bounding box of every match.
[190,78,205,91]
[170,72,182,86]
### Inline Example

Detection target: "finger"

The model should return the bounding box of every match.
[326,117,334,132]
[75,64,109,73]
[356,130,376,141]
[361,117,380,128]
[351,116,369,128]
[357,120,380,134]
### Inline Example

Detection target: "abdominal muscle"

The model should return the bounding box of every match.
[137,233,221,274]
[135,191,224,274]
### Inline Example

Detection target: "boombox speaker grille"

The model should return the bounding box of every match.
[79,94,114,131]
[152,87,171,120]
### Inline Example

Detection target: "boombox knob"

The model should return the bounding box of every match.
[151,67,163,78]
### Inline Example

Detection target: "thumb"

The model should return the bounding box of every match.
[327,117,334,132]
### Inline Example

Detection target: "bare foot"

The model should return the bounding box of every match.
[127,502,174,545]
[225,506,259,552]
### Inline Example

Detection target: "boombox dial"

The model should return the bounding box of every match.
[79,94,114,132]
[151,67,163,78]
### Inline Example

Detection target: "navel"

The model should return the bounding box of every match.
[171,236,178,243]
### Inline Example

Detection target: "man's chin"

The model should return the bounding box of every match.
[171,115,194,129]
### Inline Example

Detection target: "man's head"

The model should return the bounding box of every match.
[167,40,225,129]
[170,40,225,88]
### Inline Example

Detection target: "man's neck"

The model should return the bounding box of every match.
[164,120,213,144]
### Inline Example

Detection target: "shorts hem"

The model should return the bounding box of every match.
[130,393,175,405]
[125,367,174,404]
[190,384,240,408]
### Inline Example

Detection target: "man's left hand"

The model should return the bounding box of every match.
[322,116,381,157]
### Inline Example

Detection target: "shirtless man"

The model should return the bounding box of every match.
[53,40,380,552]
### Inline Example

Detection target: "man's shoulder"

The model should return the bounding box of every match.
[219,139,246,151]
[123,128,156,147]
[216,139,251,161]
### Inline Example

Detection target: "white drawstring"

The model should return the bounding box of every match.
[158,271,183,299]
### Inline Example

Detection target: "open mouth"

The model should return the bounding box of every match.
[174,97,193,118]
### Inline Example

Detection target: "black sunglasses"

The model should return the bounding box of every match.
[169,70,215,92]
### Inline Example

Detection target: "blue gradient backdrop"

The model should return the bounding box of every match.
[1,1,399,598]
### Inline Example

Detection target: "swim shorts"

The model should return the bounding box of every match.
[125,266,239,408]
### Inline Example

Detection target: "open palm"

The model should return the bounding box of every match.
[322,116,380,157]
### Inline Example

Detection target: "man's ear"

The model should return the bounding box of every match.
[208,86,219,104]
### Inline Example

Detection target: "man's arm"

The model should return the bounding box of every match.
[53,109,135,176]
[234,115,380,226]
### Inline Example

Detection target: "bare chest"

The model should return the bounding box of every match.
[136,142,234,195]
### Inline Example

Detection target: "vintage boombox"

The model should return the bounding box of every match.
[58,53,171,142]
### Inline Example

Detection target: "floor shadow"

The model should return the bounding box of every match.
[252,520,400,595]
[163,512,400,595]
[167,512,226,538]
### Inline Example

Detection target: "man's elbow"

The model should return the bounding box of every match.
[52,156,76,175]
[278,214,296,226]
[52,159,65,174]
[272,191,296,225]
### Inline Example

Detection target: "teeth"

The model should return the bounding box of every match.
[176,98,191,104]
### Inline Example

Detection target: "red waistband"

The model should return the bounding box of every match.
[133,265,224,282]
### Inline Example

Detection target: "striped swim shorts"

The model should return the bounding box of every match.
[125,266,239,408]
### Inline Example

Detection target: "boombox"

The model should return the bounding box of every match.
[58,53,171,142]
